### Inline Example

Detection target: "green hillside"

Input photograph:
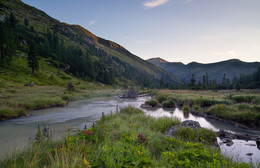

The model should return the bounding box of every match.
[0,0,178,88]
[0,0,181,120]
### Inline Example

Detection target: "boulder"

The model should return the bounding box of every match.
[180,120,201,129]
[256,138,260,150]
[140,104,152,109]
[165,120,201,137]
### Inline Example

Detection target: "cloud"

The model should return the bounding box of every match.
[143,0,169,9]
[88,20,97,26]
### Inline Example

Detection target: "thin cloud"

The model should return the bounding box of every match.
[143,0,169,9]
[88,20,97,26]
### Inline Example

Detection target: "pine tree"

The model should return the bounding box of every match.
[24,18,29,26]
[0,22,16,67]
[6,13,17,28]
[160,77,165,88]
[190,74,196,86]
[28,42,39,74]
[234,79,241,91]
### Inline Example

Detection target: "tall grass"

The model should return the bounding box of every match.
[0,57,120,120]
[206,104,260,125]
[0,107,252,168]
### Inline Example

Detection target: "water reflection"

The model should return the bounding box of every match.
[0,96,259,164]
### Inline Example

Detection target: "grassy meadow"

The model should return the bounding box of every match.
[0,56,122,120]
[152,89,260,127]
[0,107,253,168]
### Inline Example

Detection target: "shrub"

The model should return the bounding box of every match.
[193,104,200,111]
[67,82,75,91]
[232,95,256,103]
[183,105,190,113]
[120,106,144,115]
[173,127,217,145]
[145,99,158,107]
[162,99,175,108]
[156,95,168,103]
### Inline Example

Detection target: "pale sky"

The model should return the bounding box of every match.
[22,0,260,64]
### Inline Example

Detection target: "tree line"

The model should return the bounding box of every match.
[177,69,260,90]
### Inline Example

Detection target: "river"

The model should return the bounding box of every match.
[0,96,259,165]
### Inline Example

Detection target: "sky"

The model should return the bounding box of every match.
[22,0,260,64]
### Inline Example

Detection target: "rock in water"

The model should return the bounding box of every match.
[256,138,260,150]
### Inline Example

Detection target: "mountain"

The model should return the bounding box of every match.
[147,58,260,83]
[0,0,178,87]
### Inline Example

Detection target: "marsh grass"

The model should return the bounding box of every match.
[0,107,252,167]
[193,104,200,111]
[183,105,190,113]
[156,90,260,106]
[145,99,158,107]
[162,100,175,108]
[206,104,260,125]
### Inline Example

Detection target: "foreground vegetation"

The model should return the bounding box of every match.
[153,90,260,127]
[0,107,253,168]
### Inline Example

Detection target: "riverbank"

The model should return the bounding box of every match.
[0,83,122,120]
[152,89,260,128]
[0,56,125,120]
[0,107,253,167]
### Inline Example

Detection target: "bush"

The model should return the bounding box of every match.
[183,105,190,113]
[120,106,144,115]
[67,82,75,91]
[145,99,158,107]
[194,98,231,107]
[156,95,168,103]
[193,104,200,111]
[162,99,175,108]
[232,95,256,103]
[173,127,217,145]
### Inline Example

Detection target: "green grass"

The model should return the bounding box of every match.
[145,99,158,107]
[206,104,260,126]
[0,57,122,120]
[193,104,200,111]
[162,99,175,108]
[155,89,260,126]
[0,107,252,168]
[183,105,190,113]
[173,127,217,145]
[231,95,257,103]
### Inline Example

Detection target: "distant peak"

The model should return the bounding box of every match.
[147,57,168,63]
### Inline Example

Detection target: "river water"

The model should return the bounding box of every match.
[0,96,259,165]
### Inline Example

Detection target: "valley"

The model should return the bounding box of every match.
[0,0,260,167]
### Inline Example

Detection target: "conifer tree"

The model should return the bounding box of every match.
[28,42,39,74]
[0,22,16,67]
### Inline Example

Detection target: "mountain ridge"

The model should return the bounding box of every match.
[0,0,179,87]
[147,57,260,83]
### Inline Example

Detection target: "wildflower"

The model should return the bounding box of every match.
[83,130,94,136]
[138,151,144,156]
[137,133,147,144]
